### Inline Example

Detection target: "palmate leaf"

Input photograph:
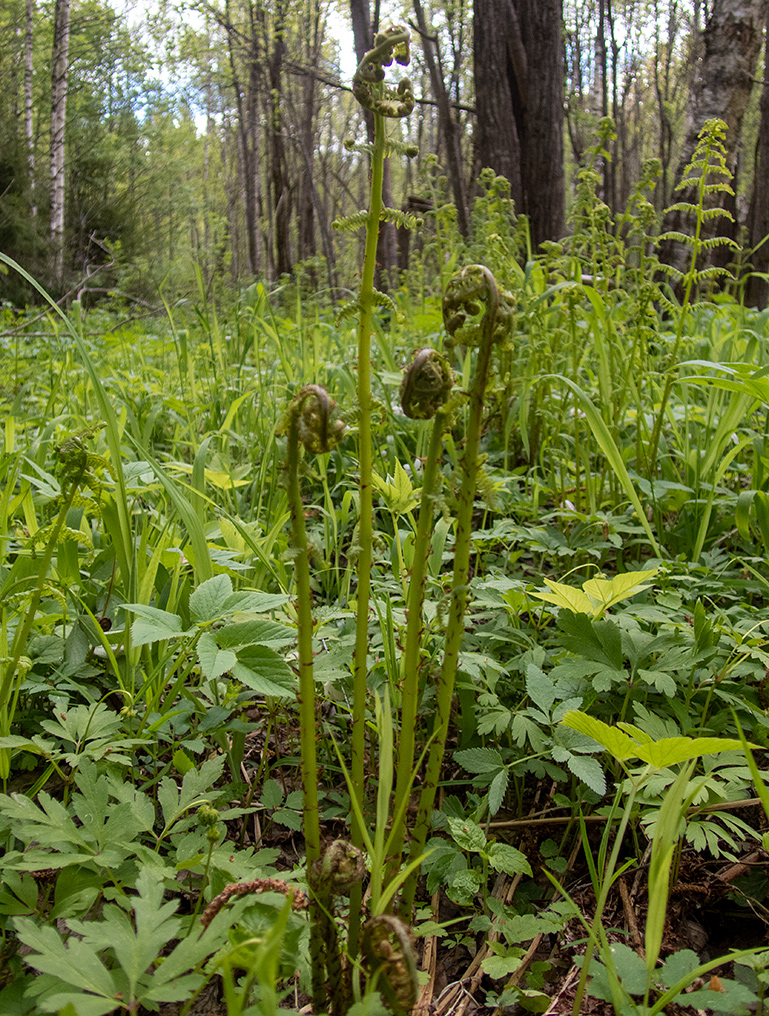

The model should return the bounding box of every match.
[14,919,120,1012]
[561,711,751,769]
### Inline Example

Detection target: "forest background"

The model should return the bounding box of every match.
[4,0,769,307]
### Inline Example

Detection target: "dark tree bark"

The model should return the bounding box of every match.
[746,2,769,307]
[473,0,565,248]
[224,0,262,277]
[411,0,469,235]
[265,3,291,278]
[659,0,768,278]
[25,0,35,218]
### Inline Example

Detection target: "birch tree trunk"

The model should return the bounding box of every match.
[659,0,769,279]
[746,2,769,307]
[49,0,71,284]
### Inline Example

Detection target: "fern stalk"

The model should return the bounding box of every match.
[283,385,345,1010]
[388,349,454,886]
[351,101,385,858]
[400,267,503,918]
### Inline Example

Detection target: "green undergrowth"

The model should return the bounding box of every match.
[2,115,769,1015]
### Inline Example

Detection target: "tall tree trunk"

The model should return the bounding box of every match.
[659,0,768,278]
[473,0,565,248]
[746,2,769,307]
[25,0,35,218]
[266,5,291,278]
[224,0,262,278]
[49,0,71,285]
[411,0,469,235]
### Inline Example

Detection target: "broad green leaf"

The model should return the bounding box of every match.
[216,618,295,649]
[530,580,596,615]
[197,632,237,681]
[582,568,658,612]
[560,711,639,762]
[261,779,284,809]
[124,605,187,646]
[482,954,525,979]
[14,918,118,1001]
[486,842,532,877]
[526,664,555,714]
[447,816,486,853]
[565,753,606,796]
[189,574,234,624]
[221,590,290,614]
[488,768,509,816]
[454,747,504,774]
[232,646,295,698]
[636,736,747,768]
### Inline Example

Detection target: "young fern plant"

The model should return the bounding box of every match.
[399,265,515,919]
[0,425,113,785]
[331,24,420,907]
[386,349,455,885]
[281,385,346,1012]
[649,117,739,475]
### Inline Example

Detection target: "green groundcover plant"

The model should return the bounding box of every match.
[3,70,769,1016]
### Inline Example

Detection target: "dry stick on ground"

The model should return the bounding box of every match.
[619,876,643,952]
[415,888,441,1016]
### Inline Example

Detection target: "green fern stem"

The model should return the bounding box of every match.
[387,407,449,886]
[285,400,324,1010]
[348,104,386,952]
[400,267,501,918]
[648,137,716,478]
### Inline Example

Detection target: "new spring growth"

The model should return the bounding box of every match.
[312,840,365,896]
[362,914,418,1013]
[353,26,415,119]
[400,348,454,420]
[442,264,515,349]
[288,384,346,454]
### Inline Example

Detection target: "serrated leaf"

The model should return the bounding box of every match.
[447,816,486,853]
[526,664,555,714]
[216,618,295,649]
[126,605,186,646]
[486,842,532,877]
[560,711,638,761]
[272,808,302,831]
[189,574,234,624]
[482,954,524,979]
[454,747,504,774]
[530,580,596,615]
[197,632,237,681]
[261,779,283,809]
[222,590,290,614]
[488,768,509,816]
[637,736,747,768]
[172,748,195,775]
[565,753,606,796]
[231,646,295,698]
[582,568,657,612]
